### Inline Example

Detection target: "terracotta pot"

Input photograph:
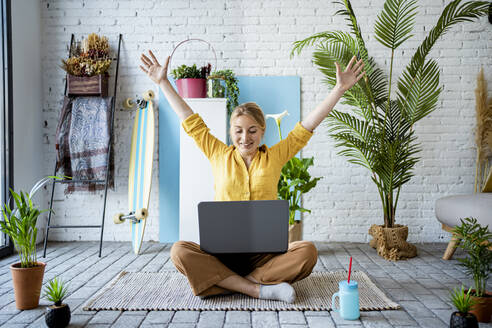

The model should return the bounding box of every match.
[176,78,207,98]
[467,290,492,323]
[450,311,479,328]
[368,224,417,260]
[289,221,302,243]
[45,304,71,328]
[10,262,46,310]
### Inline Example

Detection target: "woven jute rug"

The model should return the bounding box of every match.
[83,270,399,311]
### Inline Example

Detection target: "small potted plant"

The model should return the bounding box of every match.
[266,110,322,242]
[43,277,71,328]
[453,217,492,323]
[207,69,240,116]
[0,176,61,310]
[61,33,112,97]
[171,63,211,98]
[450,286,479,328]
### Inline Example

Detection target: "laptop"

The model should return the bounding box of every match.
[198,200,289,254]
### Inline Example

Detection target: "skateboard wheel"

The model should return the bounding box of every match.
[113,213,124,224]
[135,208,148,220]
[123,98,134,109]
[143,90,155,101]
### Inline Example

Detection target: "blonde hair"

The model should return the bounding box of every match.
[230,102,266,130]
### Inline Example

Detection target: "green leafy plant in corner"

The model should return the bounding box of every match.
[291,0,489,228]
[450,285,479,314]
[267,111,322,225]
[43,277,69,306]
[208,69,240,116]
[452,217,492,297]
[0,176,64,268]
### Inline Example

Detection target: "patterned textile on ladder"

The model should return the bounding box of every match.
[55,96,114,193]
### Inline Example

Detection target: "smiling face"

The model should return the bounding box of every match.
[230,114,265,158]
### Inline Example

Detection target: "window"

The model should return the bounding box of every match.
[0,0,13,258]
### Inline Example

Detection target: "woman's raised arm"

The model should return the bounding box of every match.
[301,56,365,132]
[140,50,193,121]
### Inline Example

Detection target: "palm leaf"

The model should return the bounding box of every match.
[398,59,442,125]
[400,0,488,102]
[374,0,418,49]
[332,132,376,170]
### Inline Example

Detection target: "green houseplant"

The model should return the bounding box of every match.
[0,176,61,309]
[266,111,322,242]
[43,277,71,328]
[291,0,489,260]
[450,286,479,328]
[452,217,492,323]
[207,69,240,117]
[171,63,211,98]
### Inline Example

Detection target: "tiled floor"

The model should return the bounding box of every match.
[0,241,491,327]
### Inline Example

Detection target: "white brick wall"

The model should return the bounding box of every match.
[40,0,492,243]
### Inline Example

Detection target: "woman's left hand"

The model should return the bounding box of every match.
[335,56,366,92]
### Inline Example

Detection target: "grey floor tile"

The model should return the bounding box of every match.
[88,311,121,324]
[278,311,306,324]
[305,315,335,328]
[172,311,200,323]
[225,311,250,324]
[251,311,279,328]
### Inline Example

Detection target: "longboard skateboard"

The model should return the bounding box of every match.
[114,90,155,254]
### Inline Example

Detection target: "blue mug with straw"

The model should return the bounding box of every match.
[331,280,360,320]
[331,256,360,320]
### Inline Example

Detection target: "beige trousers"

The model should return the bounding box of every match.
[170,240,318,296]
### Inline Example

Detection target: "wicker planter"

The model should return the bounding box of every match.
[67,73,108,97]
[10,262,46,310]
[368,224,417,261]
[289,221,302,243]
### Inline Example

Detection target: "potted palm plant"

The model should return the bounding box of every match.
[450,286,479,328]
[43,277,71,328]
[452,217,492,323]
[291,0,489,260]
[171,63,211,98]
[0,176,61,309]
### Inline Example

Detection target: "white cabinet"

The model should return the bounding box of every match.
[179,98,227,243]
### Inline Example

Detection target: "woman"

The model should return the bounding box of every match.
[140,50,365,303]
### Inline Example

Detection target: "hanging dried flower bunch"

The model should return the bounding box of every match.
[61,33,112,77]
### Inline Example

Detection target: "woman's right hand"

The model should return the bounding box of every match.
[140,50,169,85]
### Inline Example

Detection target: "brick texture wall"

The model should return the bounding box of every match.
[40,0,492,243]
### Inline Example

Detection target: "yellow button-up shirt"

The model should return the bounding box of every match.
[182,113,313,201]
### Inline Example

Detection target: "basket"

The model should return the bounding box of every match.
[169,39,217,98]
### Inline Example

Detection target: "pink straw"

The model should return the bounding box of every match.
[347,257,353,284]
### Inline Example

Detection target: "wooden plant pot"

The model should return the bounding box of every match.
[289,221,302,243]
[10,262,46,310]
[368,224,417,261]
[67,73,109,97]
[45,303,71,328]
[450,311,479,328]
[468,290,492,323]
